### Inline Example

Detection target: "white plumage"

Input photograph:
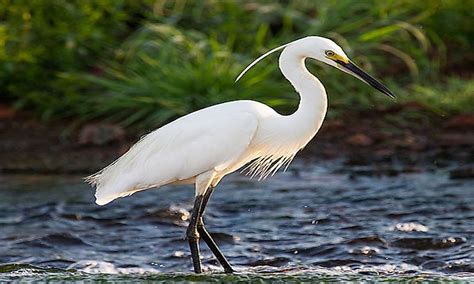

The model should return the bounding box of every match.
[87,36,394,206]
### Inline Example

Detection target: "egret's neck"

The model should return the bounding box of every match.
[279,47,328,134]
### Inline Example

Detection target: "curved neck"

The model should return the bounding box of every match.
[279,46,328,134]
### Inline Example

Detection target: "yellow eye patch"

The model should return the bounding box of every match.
[325,50,349,64]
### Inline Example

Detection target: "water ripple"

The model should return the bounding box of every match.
[0,161,473,280]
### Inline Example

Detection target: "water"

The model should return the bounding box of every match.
[1,160,473,282]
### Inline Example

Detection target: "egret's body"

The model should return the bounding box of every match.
[87,36,394,273]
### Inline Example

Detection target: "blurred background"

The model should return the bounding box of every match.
[1,0,472,123]
[0,0,473,281]
[0,0,472,173]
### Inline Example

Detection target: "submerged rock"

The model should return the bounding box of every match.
[450,167,474,179]
[391,237,466,250]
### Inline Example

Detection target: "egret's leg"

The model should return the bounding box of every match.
[197,186,234,273]
[186,194,204,273]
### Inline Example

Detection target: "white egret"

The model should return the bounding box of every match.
[86,36,395,273]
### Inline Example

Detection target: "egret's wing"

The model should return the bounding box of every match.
[90,111,258,205]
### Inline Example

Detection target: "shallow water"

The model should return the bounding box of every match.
[1,160,473,282]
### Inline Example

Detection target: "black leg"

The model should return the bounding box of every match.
[186,195,204,273]
[197,186,235,273]
[198,185,215,217]
[198,220,234,273]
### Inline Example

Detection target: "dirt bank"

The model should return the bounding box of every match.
[0,103,472,177]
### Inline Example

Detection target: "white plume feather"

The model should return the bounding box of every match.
[235,42,290,82]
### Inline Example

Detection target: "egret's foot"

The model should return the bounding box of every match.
[198,218,234,273]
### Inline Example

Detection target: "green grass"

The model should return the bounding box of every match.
[1,0,472,127]
[62,24,294,128]
[399,78,474,115]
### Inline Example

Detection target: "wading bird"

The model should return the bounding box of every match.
[86,36,395,273]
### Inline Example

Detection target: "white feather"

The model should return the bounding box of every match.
[235,42,290,82]
[87,101,261,205]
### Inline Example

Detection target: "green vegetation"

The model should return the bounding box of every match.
[1,0,472,127]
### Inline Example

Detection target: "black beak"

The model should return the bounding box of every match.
[336,60,396,100]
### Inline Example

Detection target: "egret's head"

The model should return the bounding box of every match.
[299,36,395,99]
[236,36,395,99]
[292,36,349,68]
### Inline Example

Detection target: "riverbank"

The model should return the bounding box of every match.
[0,103,472,177]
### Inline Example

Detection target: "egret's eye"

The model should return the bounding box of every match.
[325,50,335,57]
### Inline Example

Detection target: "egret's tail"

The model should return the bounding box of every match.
[85,173,127,205]
[94,190,117,206]
[84,126,170,205]
[85,172,156,205]
[84,173,112,205]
